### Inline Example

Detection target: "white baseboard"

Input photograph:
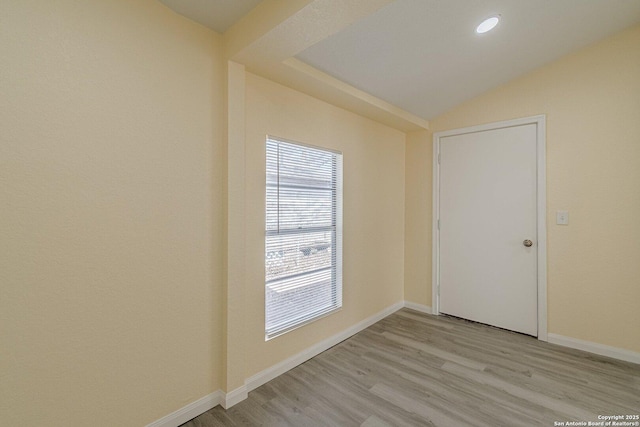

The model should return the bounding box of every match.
[222,385,248,409]
[401,303,638,366]
[146,390,223,427]
[146,300,413,426]
[146,304,640,427]
[547,333,640,365]
[244,301,405,393]
[403,301,432,314]
[146,301,405,426]
[146,385,250,427]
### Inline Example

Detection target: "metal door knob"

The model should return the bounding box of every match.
[523,239,533,247]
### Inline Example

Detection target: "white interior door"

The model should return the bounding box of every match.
[438,123,538,336]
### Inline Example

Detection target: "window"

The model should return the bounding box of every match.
[265,136,343,339]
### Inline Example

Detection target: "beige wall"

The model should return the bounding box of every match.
[405,25,640,352]
[243,72,406,376]
[0,1,225,425]
[404,130,433,306]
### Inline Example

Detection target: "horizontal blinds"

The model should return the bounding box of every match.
[265,137,342,339]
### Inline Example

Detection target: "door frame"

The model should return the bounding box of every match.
[432,115,547,341]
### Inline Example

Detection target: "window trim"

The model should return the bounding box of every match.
[265,135,343,340]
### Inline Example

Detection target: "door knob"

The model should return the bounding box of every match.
[523,239,533,247]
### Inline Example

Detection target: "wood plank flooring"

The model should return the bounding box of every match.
[182,309,640,426]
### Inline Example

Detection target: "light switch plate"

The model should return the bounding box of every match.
[556,210,569,225]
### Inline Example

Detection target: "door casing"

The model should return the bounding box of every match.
[432,115,548,341]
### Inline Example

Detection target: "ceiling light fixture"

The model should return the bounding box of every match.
[476,15,500,34]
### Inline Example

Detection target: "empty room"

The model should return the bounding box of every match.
[2,1,639,426]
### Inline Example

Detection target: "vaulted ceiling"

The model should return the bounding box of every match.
[158,0,262,33]
[159,0,640,129]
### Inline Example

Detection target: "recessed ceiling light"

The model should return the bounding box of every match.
[476,15,500,34]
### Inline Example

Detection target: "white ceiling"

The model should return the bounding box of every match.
[296,0,640,119]
[158,0,640,123]
[158,0,262,33]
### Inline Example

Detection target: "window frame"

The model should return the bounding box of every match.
[264,135,343,340]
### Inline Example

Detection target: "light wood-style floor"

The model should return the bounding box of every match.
[182,309,640,426]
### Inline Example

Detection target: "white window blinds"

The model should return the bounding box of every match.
[265,136,343,339]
